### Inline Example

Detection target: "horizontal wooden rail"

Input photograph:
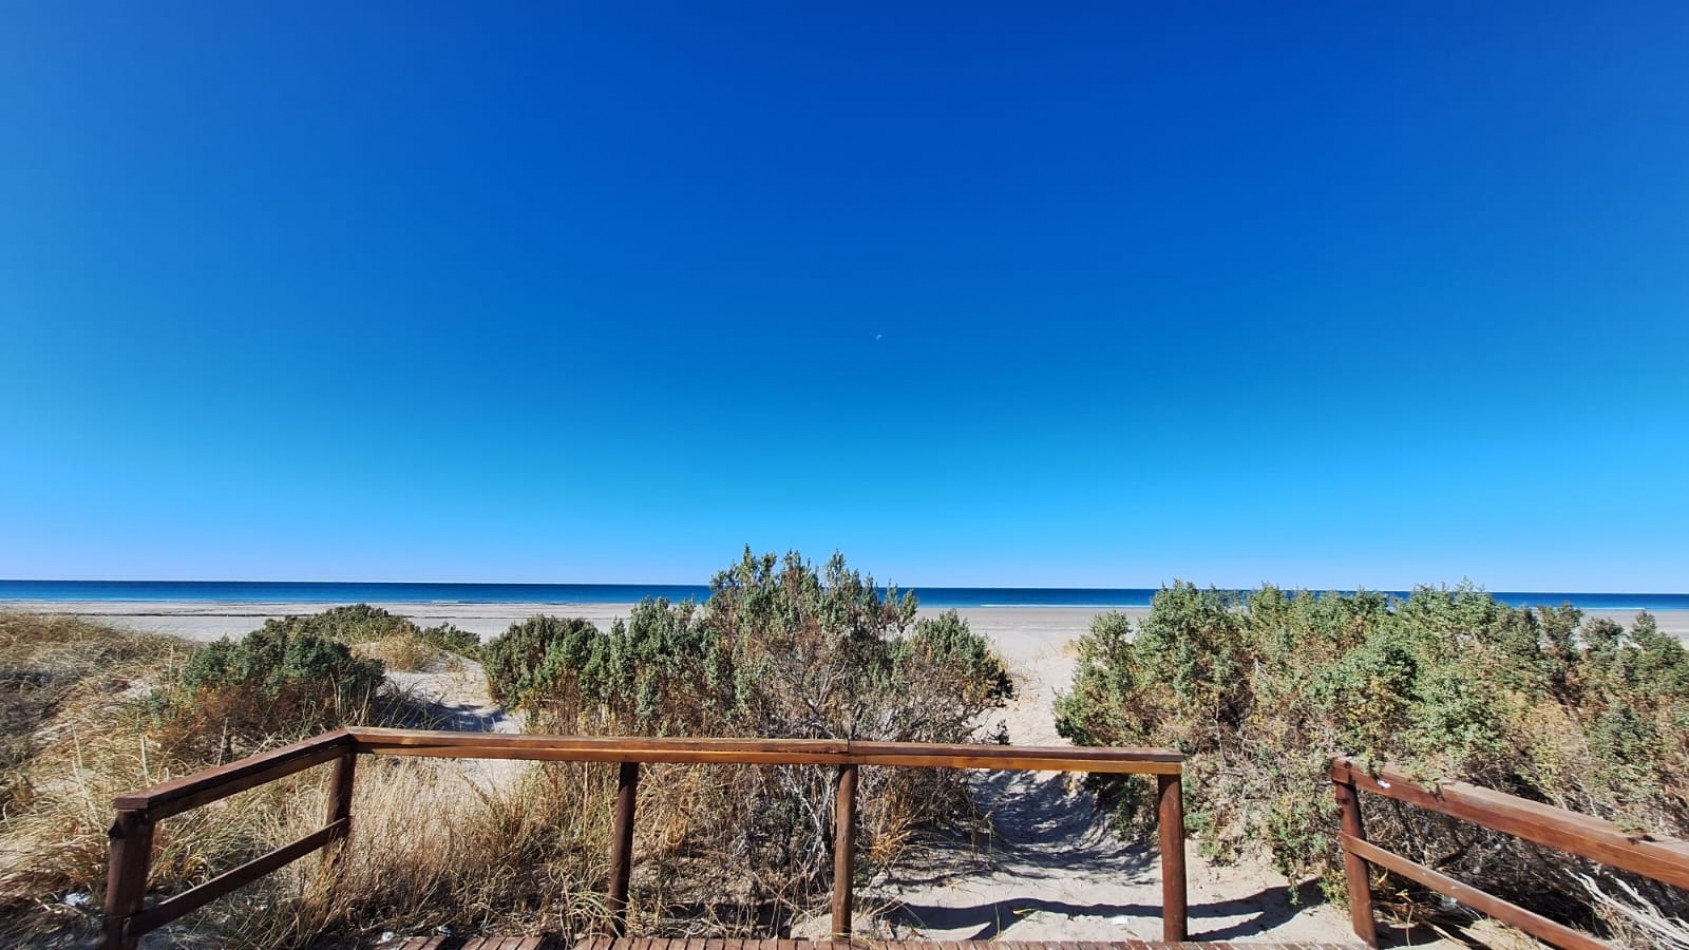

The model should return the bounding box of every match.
[1331,759,1689,891]
[843,739,1183,774]
[126,818,350,938]
[104,731,1186,950]
[349,728,1184,773]
[101,741,356,950]
[351,730,851,765]
[1330,756,1689,949]
[113,729,353,820]
[1340,834,1605,950]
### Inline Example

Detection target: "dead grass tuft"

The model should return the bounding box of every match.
[353,633,445,673]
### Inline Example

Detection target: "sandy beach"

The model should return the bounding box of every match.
[12,599,1685,646]
[11,598,1685,943]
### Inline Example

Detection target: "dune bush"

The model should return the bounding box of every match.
[156,625,387,754]
[1055,582,1689,935]
[481,549,1014,924]
[261,603,482,664]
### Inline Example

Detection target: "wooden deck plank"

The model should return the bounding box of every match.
[574,933,1351,939]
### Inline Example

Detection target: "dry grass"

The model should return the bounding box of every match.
[0,613,189,823]
[0,613,622,946]
[0,612,186,735]
[1578,872,1689,950]
[0,613,198,940]
[353,633,446,673]
[199,757,619,946]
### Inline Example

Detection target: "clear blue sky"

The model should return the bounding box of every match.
[2,3,1685,591]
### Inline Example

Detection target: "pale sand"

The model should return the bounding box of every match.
[14,599,1683,944]
[14,600,1684,646]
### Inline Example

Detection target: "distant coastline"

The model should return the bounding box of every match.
[2,579,1687,612]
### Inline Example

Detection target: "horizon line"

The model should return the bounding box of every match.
[3,577,1686,597]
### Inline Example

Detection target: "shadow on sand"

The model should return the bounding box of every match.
[876,769,1337,942]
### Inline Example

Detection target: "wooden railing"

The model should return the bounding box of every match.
[101,728,1187,950]
[1331,757,1689,950]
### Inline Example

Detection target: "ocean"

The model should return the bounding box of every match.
[1,580,1685,611]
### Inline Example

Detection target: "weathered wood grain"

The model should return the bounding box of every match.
[1331,757,1689,890]
[112,729,352,819]
[1340,834,1609,950]
[126,818,349,937]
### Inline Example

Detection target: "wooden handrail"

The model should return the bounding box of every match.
[1331,759,1689,890]
[349,729,852,764]
[1330,756,1689,949]
[101,738,359,950]
[841,739,1183,773]
[101,731,1187,950]
[347,728,1184,772]
[1340,834,1607,950]
[125,819,351,938]
[112,729,353,819]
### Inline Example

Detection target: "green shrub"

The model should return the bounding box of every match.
[479,549,1013,914]
[482,615,606,708]
[415,621,481,658]
[261,603,413,642]
[163,625,387,755]
[1056,582,1689,926]
[262,604,482,661]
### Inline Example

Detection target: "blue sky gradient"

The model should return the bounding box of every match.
[2,2,1686,590]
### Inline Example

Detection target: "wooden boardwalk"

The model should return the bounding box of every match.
[386,933,1357,939]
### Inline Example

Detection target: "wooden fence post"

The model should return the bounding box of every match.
[832,763,858,938]
[1334,776,1379,947]
[99,808,154,950]
[608,761,640,936]
[324,751,356,871]
[1157,773,1188,942]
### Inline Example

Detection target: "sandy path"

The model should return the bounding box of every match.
[848,606,1357,944]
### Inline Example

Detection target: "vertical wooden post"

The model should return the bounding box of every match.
[832,763,858,938]
[1156,773,1188,942]
[608,761,640,936]
[1335,776,1379,947]
[99,808,153,950]
[323,751,356,870]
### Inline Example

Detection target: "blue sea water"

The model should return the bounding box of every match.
[1,579,1686,611]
